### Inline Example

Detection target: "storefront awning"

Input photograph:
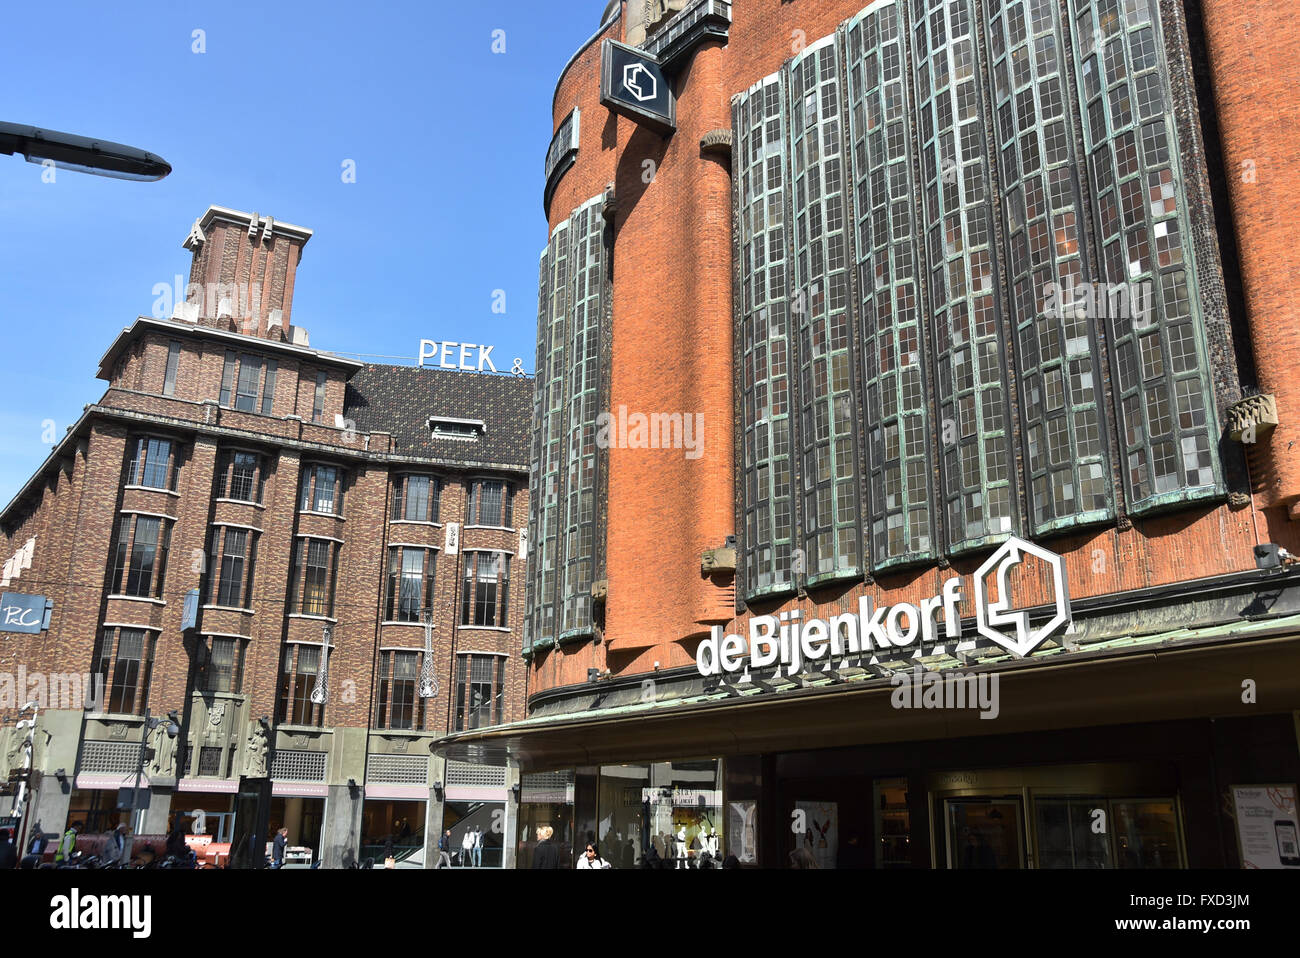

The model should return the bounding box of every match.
[434,616,1300,770]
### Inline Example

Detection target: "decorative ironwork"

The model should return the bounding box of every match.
[419,610,439,699]
[309,624,331,705]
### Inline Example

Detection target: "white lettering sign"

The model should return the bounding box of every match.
[699,536,1072,679]
[417,340,498,373]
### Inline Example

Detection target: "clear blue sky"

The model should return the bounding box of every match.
[0,1,608,504]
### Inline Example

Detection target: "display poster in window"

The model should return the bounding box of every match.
[729,800,757,863]
[1231,785,1300,868]
[795,799,838,869]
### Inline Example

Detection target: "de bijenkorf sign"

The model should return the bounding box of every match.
[0,592,50,635]
[601,40,676,134]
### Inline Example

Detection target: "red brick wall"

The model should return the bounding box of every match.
[1200,2,1300,512]
[526,0,1297,695]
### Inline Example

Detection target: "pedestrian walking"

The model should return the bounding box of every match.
[54,821,82,864]
[532,824,560,869]
[472,825,483,868]
[272,827,288,869]
[460,827,474,866]
[436,829,452,869]
[102,824,130,866]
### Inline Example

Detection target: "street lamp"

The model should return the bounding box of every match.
[0,121,171,181]
[10,702,40,856]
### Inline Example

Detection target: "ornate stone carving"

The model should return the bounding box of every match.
[701,547,737,573]
[700,129,734,157]
[649,0,690,32]
[244,720,270,779]
[1226,393,1278,442]
[147,720,177,779]
[627,0,689,46]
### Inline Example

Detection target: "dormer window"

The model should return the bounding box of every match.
[429,416,486,442]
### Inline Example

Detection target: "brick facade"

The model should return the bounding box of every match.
[0,207,532,867]
[524,0,1300,696]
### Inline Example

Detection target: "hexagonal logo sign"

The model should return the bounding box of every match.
[600,39,676,134]
[973,536,1071,657]
[622,62,657,103]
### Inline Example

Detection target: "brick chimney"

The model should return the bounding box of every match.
[178,205,312,344]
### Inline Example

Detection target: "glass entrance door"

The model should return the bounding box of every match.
[945,798,1025,869]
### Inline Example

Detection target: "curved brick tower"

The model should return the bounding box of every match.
[1200,4,1300,517]
[500,2,1300,872]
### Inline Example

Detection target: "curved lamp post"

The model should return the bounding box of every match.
[0,121,171,181]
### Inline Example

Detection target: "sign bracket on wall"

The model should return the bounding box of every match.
[600,40,676,135]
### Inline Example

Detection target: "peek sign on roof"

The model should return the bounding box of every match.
[600,40,676,134]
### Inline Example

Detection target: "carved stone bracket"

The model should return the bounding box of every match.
[700,129,734,157]
[1226,393,1278,442]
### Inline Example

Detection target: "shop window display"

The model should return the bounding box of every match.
[596,760,724,869]
[517,770,576,869]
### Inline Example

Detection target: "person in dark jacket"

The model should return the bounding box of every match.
[532,824,561,869]
[437,829,452,869]
[0,830,17,870]
[165,828,189,861]
[272,827,288,869]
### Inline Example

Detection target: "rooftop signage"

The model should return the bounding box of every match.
[418,340,499,373]
[600,40,676,135]
[697,537,1072,679]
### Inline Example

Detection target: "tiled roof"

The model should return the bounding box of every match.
[344,363,533,471]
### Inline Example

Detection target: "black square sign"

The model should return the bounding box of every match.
[600,39,676,135]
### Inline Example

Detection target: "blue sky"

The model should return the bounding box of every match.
[0,1,607,504]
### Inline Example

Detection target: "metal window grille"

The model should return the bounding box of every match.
[197,747,224,777]
[445,761,506,788]
[80,741,141,775]
[270,750,327,782]
[367,754,428,785]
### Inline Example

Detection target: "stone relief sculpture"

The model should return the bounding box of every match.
[627,0,689,46]
[147,719,177,779]
[245,720,270,778]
